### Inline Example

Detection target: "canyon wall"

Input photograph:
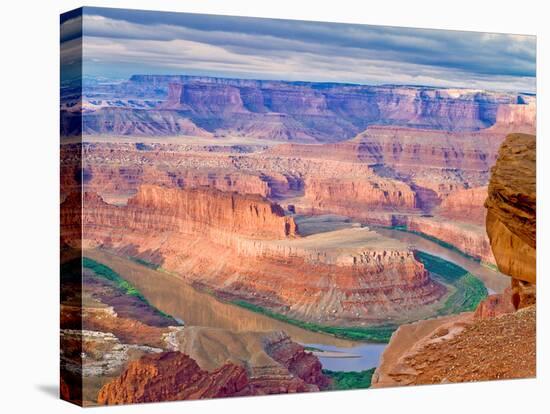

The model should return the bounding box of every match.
[62,251,330,405]
[406,216,495,264]
[62,185,447,326]
[62,75,533,142]
[97,352,251,404]
[437,187,488,226]
[302,176,417,214]
[82,185,297,240]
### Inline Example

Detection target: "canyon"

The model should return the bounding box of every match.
[371,133,536,388]
[61,254,331,406]
[62,185,449,327]
[60,77,536,267]
[61,74,536,403]
[62,75,534,142]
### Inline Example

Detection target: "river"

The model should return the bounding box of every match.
[373,227,509,294]
[85,220,506,373]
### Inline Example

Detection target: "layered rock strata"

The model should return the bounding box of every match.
[62,254,329,405]
[66,75,534,141]
[62,185,446,326]
[437,187,488,226]
[485,133,536,284]
[405,216,495,264]
[302,176,417,215]
[170,327,329,394]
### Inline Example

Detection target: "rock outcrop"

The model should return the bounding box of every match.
[485,133,536,284]
[81,185,297,240]
[263,331,330,389]
[473,288,515,320]
[97,352,251,404]
[61,251,329,405]
[302,176,417,216]
[170,327,329,394]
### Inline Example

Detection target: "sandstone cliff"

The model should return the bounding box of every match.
[67,74,533,142]
[302,176,417,215]
[82,185,297,240]
[437,186,488,226]
[170,327,329,394]
[485,133,536,284]
[62,186,447,326]
[405,216,495,264]
[62,252,329,405]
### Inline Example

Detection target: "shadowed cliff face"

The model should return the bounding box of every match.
[61,75,534,142]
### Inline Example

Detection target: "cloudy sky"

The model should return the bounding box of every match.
[61,7,536,92]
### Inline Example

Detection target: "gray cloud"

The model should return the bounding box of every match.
[62,7,536,92]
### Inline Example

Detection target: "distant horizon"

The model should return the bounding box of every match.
[61,7,536,94]
[78,73,536,96]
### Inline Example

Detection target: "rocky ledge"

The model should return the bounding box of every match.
[97,352,251,404]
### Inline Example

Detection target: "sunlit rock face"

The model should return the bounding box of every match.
[485,133,536,284]
[61,186,446,326]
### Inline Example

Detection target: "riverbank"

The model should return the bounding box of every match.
[323,368,376,390]
[231,300,396,342]
[85,247,488,344]
[414,251,488,315]
[373,226,509,293]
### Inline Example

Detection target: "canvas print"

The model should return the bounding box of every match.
[60,7,536,406]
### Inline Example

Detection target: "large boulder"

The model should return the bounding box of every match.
[485,133,536,284]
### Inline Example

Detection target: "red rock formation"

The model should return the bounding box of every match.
[263,332,330,389]
[97,352,251,404]
[62,186,446,326]
[473,288,515,320]
[83,185,297,240]
[488,102,536,134]
[351,126,505,171]
[61,142,274,201]
[82,107,215,137]
[437,186,488,226]
[75,75,533,141]
[302,176,417,215]
[372,132,537,388]
[269,124,505,172]
[485,133,536,284]
[405,216,495,264]
[167,327,328,395]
